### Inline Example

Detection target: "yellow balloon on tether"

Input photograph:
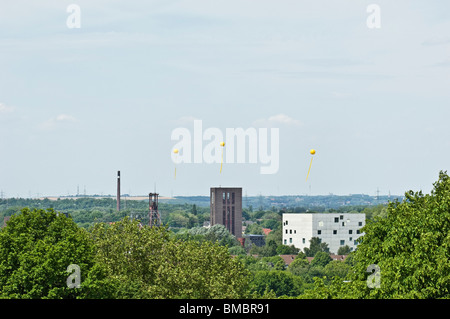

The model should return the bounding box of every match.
[173,148,179,179]
[220,142,225,173]
[306,149,316,181]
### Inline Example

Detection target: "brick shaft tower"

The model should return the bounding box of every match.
[210,187,242,239]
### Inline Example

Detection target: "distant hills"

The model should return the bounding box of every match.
[162,194,401,209]
[9,193,401,211]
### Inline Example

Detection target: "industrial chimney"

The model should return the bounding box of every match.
[117,171,121,211]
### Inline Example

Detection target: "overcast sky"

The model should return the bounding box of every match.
[0,0,449,198]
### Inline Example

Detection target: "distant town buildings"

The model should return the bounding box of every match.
[210,187,243,239]
[282,213,365,254]
[244,234,265,247]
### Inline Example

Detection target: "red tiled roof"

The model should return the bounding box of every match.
[262,228,272,236]
[329,254,348,261]
[2,216,10,228]
[279,254,297,266]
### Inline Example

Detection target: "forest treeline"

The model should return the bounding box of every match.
[0,171,448,298]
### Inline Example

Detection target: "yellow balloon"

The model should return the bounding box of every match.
[173,148,179,154]
[310,149,316,155]
[220,141,225,147]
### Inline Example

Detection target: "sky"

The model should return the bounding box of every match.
[0,0,449,198]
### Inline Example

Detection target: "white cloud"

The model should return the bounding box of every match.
[0,103,15,114]
[39,114,77,130]
[253,113,301,127]
[55,114,76,122]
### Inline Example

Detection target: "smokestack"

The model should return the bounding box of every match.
[117,171,121,211]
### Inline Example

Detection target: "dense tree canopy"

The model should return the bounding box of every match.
[88,218,250,298]
[0,211,250,299]
[302,171,450,299]
[1,171,448,299]
[304,237,330,257]
[0,208,99,298]
[350,171,450,298]
[249,270,303,297]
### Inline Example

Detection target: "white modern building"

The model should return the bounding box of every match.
[282,213,365,254]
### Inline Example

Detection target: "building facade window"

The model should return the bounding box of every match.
[231,206,235,234]
[281,212,365,253]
